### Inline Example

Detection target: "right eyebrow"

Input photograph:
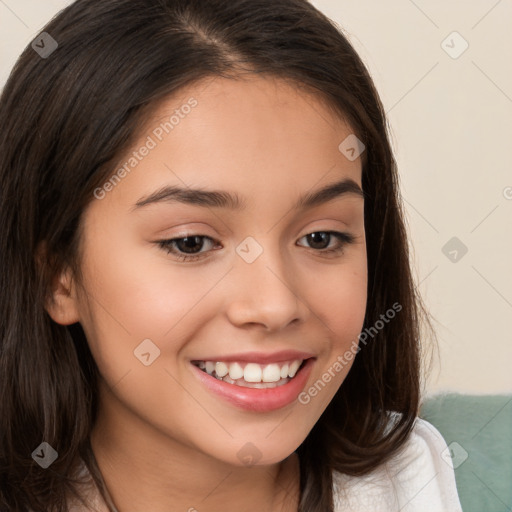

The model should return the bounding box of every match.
[131,186,245,212]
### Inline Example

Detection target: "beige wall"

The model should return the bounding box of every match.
[1,0,511,394]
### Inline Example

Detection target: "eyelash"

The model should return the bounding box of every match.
[156,231,355,262]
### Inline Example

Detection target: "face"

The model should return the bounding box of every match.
[53,75,367,467]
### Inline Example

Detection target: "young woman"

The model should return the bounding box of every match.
[0,0,463,510]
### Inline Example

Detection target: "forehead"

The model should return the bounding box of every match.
[97,74,363,212]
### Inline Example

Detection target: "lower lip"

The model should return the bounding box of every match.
[190,358,315,412]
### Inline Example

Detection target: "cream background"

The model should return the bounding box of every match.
[1,0,511,394]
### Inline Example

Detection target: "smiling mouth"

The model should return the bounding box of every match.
[191,359,308,389]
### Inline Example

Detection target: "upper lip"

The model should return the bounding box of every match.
[190,350,316,365]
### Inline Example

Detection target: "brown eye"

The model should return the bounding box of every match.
[156,235,220,261]
[305,232,331,249]
[297,231,354,254]
[175,236,206,254]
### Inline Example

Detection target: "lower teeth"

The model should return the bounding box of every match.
[202,369,291,388]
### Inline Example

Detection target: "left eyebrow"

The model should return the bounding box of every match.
[130,177,364,212]
[295,178,364,210]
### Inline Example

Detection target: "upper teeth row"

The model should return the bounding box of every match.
[197,359,303,382]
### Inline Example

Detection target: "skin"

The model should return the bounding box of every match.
[46,75,367,512]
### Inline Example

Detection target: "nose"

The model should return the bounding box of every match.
[224,243,309,332]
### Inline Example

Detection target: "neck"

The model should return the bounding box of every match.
[88,381,300,512]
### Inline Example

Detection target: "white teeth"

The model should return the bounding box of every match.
[215,362,229,378]
[288,360,302,378]
[244,363,262,382]
[222,374,289,388]
[229,362,244,380]
[205,361,215,375]
[194,358,306,385]
[262,364,281,383]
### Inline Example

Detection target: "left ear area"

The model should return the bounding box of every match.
[44,266,81,326]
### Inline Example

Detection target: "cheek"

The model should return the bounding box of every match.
[75,231,238,399]
[75,240,226,436]
[296,251,367,402]
[304,250,368,344]
[80,229,229,337]
[326,269,367,348]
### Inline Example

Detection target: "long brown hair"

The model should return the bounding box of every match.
[0,1,432,510]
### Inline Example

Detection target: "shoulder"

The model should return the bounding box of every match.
[332,417,463,512]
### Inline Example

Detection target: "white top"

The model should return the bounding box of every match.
[67,417,463,511]
[333,418,463,511]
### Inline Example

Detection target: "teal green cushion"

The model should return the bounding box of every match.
[420,393,512,512]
